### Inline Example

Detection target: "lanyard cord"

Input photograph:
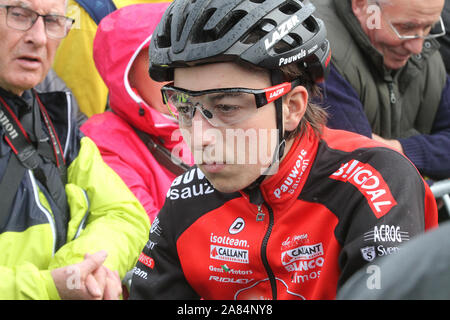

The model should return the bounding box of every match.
[33,90,66,168]
[0,91,69,248]
[0,92,66,171]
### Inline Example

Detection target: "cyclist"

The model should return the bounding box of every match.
[130,0,438,300]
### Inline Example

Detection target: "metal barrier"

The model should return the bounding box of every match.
[430,179,450,219]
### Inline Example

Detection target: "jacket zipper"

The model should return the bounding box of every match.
[72,189,90,240]
[387,82,397,105]
[28,170,57,256]
[257,203,277,300]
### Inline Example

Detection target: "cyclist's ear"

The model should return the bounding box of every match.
[282,85,308,132]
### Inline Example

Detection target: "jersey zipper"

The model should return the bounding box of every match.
[257,202,277,300]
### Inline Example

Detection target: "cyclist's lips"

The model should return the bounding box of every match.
[200,162,227,173]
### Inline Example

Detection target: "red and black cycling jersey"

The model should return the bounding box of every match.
[130,126,438,300]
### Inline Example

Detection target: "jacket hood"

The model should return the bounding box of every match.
[93,3,177,144]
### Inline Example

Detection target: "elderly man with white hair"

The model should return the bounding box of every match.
[0,0,149,299]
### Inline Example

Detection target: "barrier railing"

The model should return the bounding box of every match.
[430,179,450,219]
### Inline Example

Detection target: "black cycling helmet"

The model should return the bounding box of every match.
[149,0,331,83]
[149,0,330,202]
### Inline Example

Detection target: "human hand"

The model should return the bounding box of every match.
[51,250,116,300]
[372,133,404,154]
[94,264,122,300]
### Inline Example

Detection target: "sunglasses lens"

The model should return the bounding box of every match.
[162,87,259,127]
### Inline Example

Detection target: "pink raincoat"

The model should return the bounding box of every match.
[81,3,191,222]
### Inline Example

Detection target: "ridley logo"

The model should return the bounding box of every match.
[330,160,397,218]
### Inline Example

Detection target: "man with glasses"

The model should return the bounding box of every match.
[130,0,438,300]
[0,0,150,299]
[313,0,450,191]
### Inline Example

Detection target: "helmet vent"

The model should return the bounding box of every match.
[273,33,300,54]
[302,16,317,33]
[157,13,173,48]
[192,8,217,43]
[202,10,248,42]
[278,1,301,15]
[241,20,274,45]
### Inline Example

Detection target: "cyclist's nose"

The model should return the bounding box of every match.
[191,106,217,147]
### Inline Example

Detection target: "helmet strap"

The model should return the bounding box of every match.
[271,70,286,160]
[241,70,287,201]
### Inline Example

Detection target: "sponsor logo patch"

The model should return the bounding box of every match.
[273,149,309,199]
[264,15,301,50]
[138,253,154,269]
[281,243,324,266]
[364,225,410,243]
[210,245,249,264]
[360,246,376,262]
[330,160,397,218]
[229,218,245,235]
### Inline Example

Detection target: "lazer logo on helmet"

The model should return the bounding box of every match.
[264,15,301,50]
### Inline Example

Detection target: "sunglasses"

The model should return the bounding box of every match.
[161,79,301,127]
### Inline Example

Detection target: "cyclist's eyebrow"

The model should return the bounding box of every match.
[207,92,244,102]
